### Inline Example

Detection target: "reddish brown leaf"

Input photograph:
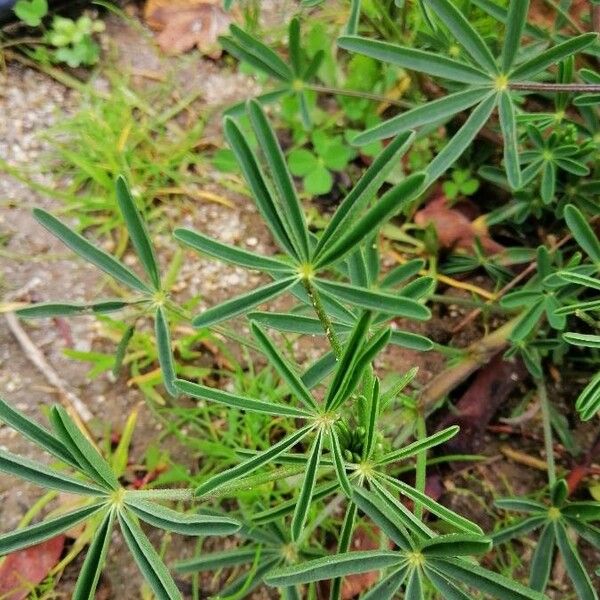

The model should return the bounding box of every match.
[0,536,65,600]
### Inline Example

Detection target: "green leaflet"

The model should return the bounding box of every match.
[330,427,351,497]
[115,175,160,290]
[0,502,106,555]
[195,425,313,497]
[315,279,430,320]
[291,428,323,541]
[192,276,298,328]
[16,300,130,318]
[155,306,178,397]
[563,333,600,348]
[498,92,522,189]
[352,88,489,146]
[491,515,546,546]
[500,0,530,72]
[250,322,318,412]
[405,568,424,600]
[72,508,116,600]
[118,509,183,600]
[421,534,492,557]
[174,378,312,419]
[377,426,459,465]
[337,36,490,84]
[173,227,293,273]
[510,33,598,81]
[175,547,263,573]
[113,324,135,376]
[361,565,410,600]
[426,0,498,73]
[125,498,240,536]
[564,204,600,263]
[0,449,107,496]
[265,550,401,586]
[33,208,151,294]
[529,524,554,592]
[247,100,310,261]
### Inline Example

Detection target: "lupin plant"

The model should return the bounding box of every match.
[4,0,600,598]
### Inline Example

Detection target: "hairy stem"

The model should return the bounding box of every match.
[510,82,600,93]
[303,278,343,358]
[537,377,557,488]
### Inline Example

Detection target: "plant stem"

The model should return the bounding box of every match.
[510,82,600,93]
[414,412,427,520]
[537,377,557,487]
[305,83,413,109]
[303,278,343,358]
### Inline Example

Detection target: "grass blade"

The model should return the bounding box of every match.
[195,425,313,497]
[352,88,488,146]
[174,378,312,419]
[155,307,178,397]
[291,428,323,541]
[33,208,150,294]
[315,172,426,268]
[250,322,318,412]
[192,277,297,329]
[118,509,183,600]
[427,0,497,72]
[0,503,106,555]
[173,228,293,273]
[116,175,160,290]
[338,36,490,83]
[73,508,115,600]
[248,100,310,261]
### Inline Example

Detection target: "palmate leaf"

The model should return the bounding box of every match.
[33,208,150,294]
[118,509,183,600]
[0,502,107,555]
[115,175,161,291]
[192,276,298,329]
[173,227,293,273]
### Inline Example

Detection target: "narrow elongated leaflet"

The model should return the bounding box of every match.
[174,378,311,419]
[0,395,77,467]
[510,300,544,342]
[495,498,546,513]
[426,0,498,73]
[303,49,324,80]
[0,449,107,495]
[315,279,431,320]
[554,521,597,600]
[405,568,423,600]
[426,92,497,182]
[390,330,434,351]
[510,33,598,80]
[291,428,323,541]
[175,547,264,573]
[0,503,106,555]
[377,426,459,465]
[501,0,530,72]
[301,351,337,388]
[316,131,415,254]
[529,524,554,591]
[72,508,115,600]
[498,92,522,189]
[224,88,288,118]
[424,567,473,600]
[228,25,293,81]
[361,565,410,600]
[50,406,120,490]
[265,550,401,586]
[288,17,301,74]
[250,322,318,411]
[173,228,293,273]
[195,425,312,497]
[363,379,380,459]
[330,502,358,600]
[352,88,489,146]
[330,428,351,497]
[352,486,413,549]
[248,100,310,260]
[564,204,600,263]
[400,276,435,300]
[118,509,183,600]
[316,172,426,268]
[33,209,151,294]
[380,259,426,288]
[421,534,492,557]
[563,333,600,348]
[17,300,130,318]
[338,37,490,84]
[470,0,543,39]
[429,557,547,600]
[223,118,297,258]
[192,276,298,328]
[126,498,239,536]
[113,324,135,376]
[219,557,280,598]
[345,0,361,34]
[155,306,178,397]
[248,311,337,335]
[116,176,160,290]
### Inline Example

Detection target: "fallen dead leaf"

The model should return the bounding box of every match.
[414,193,504,254]
[0,536,65,600]
[144,0,232,57]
